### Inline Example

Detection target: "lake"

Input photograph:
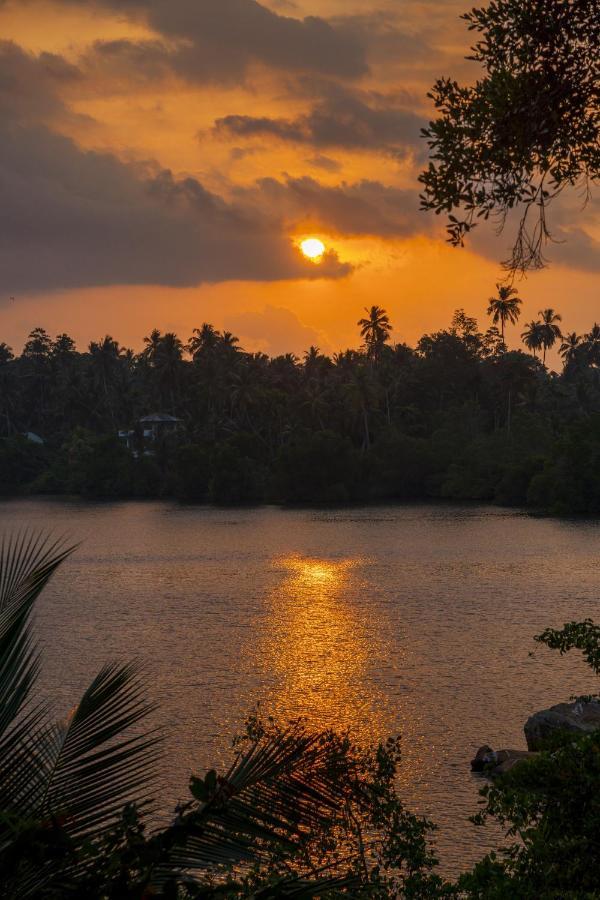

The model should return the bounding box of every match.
[2,499,599,873]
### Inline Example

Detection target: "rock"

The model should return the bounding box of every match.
[524,700,600,751]
[471,745,535,776]
[470,745,497,772]
[492,749,536,775]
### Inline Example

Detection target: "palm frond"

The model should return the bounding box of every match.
[0,529,75,616]
[163,727,353,876]
[0,531,76,791]
[27,661,161,842]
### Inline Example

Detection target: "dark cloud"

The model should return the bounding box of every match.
[332,10,434,65]
[0,40,430,297]
[0,123,352,294]
[237,176,425,237]
[305,155,342,173]
[213,87,425,158]
[469,199,600,273]
[0,43,357,295]
[230,146,261,161]
[550,226,600,272]
[69,0,369,82]
[0,40,81,123]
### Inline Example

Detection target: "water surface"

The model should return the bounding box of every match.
[2,499,599,873]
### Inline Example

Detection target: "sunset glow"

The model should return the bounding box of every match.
[0,0,596,356]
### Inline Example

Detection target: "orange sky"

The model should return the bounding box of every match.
[0,0,598,360]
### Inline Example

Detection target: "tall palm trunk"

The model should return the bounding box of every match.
[362,405,370,451]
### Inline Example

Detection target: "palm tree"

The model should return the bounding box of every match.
[153,332,184,410]
[88,335,125,425]
[559,332,582,367]
[357,306,392,360]
[486,284,523,341]
[538,308,562,364]
[187,323,220,360]
[220,330,240,350]
[521,320,545,357]
[141,328,163,365]
[583,323,600,367]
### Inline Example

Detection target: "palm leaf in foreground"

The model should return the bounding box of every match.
[27,661,160,841]
[0,531,160,896]
[140,726,361,897]
[0,531,76,793]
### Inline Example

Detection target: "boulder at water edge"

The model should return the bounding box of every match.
[471,745,535,776]
[524,700,600,751]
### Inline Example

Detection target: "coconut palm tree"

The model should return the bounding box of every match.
[152,332,184,410]
[88,335,125,424]
[559,332,582,367]
[357,306,392,361]
[187,323,220,360]
[486,284,523,341]
[140,328,164,365]
[538,308,563,364]
[220,331,240,350]
[583,323,600,367]
[521,320,545,357]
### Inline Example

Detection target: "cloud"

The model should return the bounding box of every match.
[331,10,434,65]
[69,0,368,82]
[213,87,425,158]
[237,176,425,238]
[469,196,600,274]
[0,40,81,124]
[0,37,426,299]
[305,154,342,173]
[0,42,357,295]
[0,84,353,294]
[228,305,322,356]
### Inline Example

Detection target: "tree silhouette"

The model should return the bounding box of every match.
[420,0,599,272]
[521,321,544,358]
[187,323,220,360]
[88,336,125,426]
[486,285,523,341]
[3,305,600,509]
[559,332,582,367]
[538,308,563,365]
[358,306,392,361]
[584,323,600,367]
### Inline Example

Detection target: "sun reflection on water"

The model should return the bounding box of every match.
[255,555,392,744]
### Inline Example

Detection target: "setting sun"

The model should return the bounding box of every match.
[300,237,326,260]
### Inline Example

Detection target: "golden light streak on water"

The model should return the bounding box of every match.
[255,555,392,745]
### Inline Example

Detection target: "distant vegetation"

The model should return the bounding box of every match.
[2,296,600,514]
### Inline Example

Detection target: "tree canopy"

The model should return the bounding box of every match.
[3,302,600,513]
[420,0,599,272]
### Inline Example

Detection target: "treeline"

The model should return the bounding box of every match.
[2,300,600,513]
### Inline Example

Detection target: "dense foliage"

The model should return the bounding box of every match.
[420,0,600,272]
[2,303,600,512]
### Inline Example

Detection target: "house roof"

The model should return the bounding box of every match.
[23,431,44,444]
[139,413,181,424]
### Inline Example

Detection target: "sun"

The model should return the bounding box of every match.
[300,237,326,260]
